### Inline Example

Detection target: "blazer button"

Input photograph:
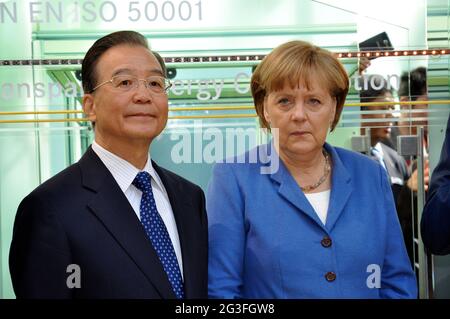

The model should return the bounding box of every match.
[321,236,332,248]
[325,272,336,282]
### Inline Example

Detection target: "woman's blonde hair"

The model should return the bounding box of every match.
[251,40,349,131]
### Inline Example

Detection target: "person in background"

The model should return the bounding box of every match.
[359,75,427,267]
[421,113,450,255]
[395,67,430,267]
[397,67,429,145]
[396,67,429,194]
[360,75,410,202]
[9,31,208,298]
[207,40,417,298]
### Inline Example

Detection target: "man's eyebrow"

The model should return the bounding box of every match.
[111,68,133,77]
[149,68,164,76]
[111,68,164,77]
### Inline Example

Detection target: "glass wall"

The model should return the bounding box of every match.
[1,0,449,298]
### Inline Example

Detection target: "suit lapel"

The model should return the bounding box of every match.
[375,143,391,178]
[324,144,353,232]
[269,143,353,232]
[269,148,325,228]
[151,161,197,298]
[79,147,175,299]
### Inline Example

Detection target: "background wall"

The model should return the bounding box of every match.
[1,0,448,299]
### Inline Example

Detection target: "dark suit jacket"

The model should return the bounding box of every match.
[9,146,208,298]
[370,142,410,202]
[369,142,415,265]
[421,114,450,255]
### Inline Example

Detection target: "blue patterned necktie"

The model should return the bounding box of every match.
[132,171,184,299]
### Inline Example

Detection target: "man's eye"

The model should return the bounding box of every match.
[148,78,165,88]
[149,80,163,88]
[118,79,134,87]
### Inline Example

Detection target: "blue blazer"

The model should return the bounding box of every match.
[207,142,417,298]
[421,114,450,255]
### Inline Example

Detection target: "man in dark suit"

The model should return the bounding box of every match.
[359,75,411,199]
[421,113,450,255]
[359,75,415,265]
[9,31,208,298]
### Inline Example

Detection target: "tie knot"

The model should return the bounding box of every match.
[132,171,152,193]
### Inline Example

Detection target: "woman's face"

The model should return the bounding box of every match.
[263,77,336,158]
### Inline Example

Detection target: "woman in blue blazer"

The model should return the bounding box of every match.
[207,41,417,298]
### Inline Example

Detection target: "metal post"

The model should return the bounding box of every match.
[416,126,433,298]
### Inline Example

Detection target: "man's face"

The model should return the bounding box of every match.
[398,93,428,136]
[83,44,168,145]
[362,92,394,143]
[411,94,428,128]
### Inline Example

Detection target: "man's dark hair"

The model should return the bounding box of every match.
[359,75,393,110]
[398,66,427,101]
[151,50,167,78]
[81,30,149,94]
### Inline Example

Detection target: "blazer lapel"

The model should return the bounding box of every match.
[79,147,175,299]
[268,146,325,228]
[151,161,197,298]
[324,144,353,232]
[268,143,353,231]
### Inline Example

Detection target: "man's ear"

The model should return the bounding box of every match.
[82,94,96,123]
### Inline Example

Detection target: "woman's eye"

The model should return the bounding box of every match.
[308,98,321,105]
[278,98,291,105]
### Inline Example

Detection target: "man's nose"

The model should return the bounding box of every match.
[132,81,152,102]
[136,79,150,90]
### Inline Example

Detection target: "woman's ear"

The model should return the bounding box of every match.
[82,94,97,123]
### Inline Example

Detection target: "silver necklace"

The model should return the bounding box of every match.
[300,149,331,192]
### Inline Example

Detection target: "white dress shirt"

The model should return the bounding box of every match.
[92,141,183,278]
[373,142,404,186]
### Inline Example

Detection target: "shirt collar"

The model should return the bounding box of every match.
[91,140,166,194]
[373,142,385,157]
